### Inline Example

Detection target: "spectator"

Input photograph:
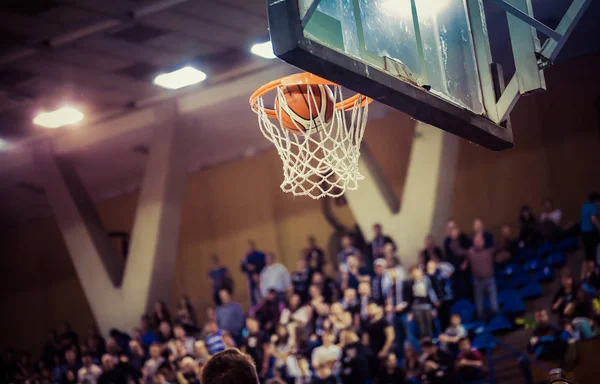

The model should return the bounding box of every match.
[404,345,422,384]
[291,258,311,303]
[363,301,395,377]
[420,234,444,266]
[314,365,337,384]
[473,217,494,248]
[173,324,195,356]
[216,289,246,343]
[201,349,260,384]
[209,255,233,306]
[139,315,158,348]
[55,349,81,380]
[151,301,171,330]
[341,288,361,319]
[142,343,164,384]
[581,192,600,262]
[78,353,102,384]
[455,338,484,382]
[426,259,454,330]
[340,255,363,291]
[438,314,467,355]
[552,268,578,319]
[304,235,326,274]
[338,234,362,268]
[340,329,369,384]
[376,353,405,384]
[179,356,200,384]
[454,232,499,320]
[358,282,372,321]
[405,265,439,339]
[157,321,173,344]
[540,198,562,226]
[382,265,409,356]
[519,205,538,248]
[260,253,292,299]
[528,308,564,360]
[175,295,198,333]
[370,223,396,264]
[312,331,342,375]
[581,260,600,293]
[498,225,518,264]
[241,240,267,306]
[58,322,79,351]
[418,338,456,384]
[241,317,269,380]
[63,369,77,384]
[271,325,292,380]
[312,272,339,304]
[253,289,284,334]
[371,259,387,306]
[204,321,226,356]
[98,353,127,384]
[445,220,472,300]
[193,340,211,366]
[127,340,145,380]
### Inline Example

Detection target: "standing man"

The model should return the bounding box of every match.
[216,289,246,345]
[77,353,102,384]
[241,240,266,306]
[337,235,362,269]
[259,253,292,300]
[370,223,396,264]
[304,235,326,274]
[208,255,232,306]
[581,192,600,262]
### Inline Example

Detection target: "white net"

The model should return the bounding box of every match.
[253,83,369,199]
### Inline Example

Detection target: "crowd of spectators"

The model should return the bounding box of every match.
[2,193,599,384]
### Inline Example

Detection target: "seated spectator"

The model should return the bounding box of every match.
[362,301,395,377]
[142,343,165,383]
[204,321,226,356]
[382,243,401,271]
[498,225,518,264]
[99,353,128,384]
[173,324,195,356]
[63,369,77,384]
[242,317,269,379]
[291,258,311,303]
[420,234,444,266]
[358,282,372,322]
[201,349,260,384]
[253,289,285,334]
[338,234,362,268]
[438,314,467,355]
[581,260,600,293]
[581,192,600,262]
[312,272,339,303]
[552,268,578,319]
[216,289,245,343]
[340,329,369,384]
[179,356,200,384]
[456,338,484,382]
[279,293,303,325]
[404,345,422,384]
[271,325,292,380]
[528,309,564,361]
[151,301,171,330]
[418,338,456,384]
[312,331,342,376]
[209,255,233,306]
[304,235,326,274]
[540,198,562,241]
[58,322,79,351]
[473,217,494,248]
[313,365,338,384]
[406,265,439,339]
[55,349,81,381]
[286,355,312,384]
[341,288,361,319]
[175,295,198,333]
[376,353,405,384]
[330,303,353,335]
[127,340,145,380]
[139,315,158,348]
[519,205,539,248]
[78,352,102,384]
[370,223,396,264]
[193,340,211,366]
[340,255,361,291]
[260,253,292,299]
[426,259,454,330]
[157,321,173,344]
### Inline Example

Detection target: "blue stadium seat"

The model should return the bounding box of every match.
[496,276,510,292]
[533,266,554,282]
[548,252,566,267]
[498,289,519,306]
[451,299,476,323]
[503,264,524,276]
[509,273,530,289]
[558,237,578,251]
[472,332,496,350]
[463,321,485,332]
[487,314,512,332]
[520,283,543,300]
[517,247,535,261]
[524,258,545,271]
[537,242,555,257]
[503,296,526,314]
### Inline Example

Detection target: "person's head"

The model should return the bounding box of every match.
[426,260,438,275]
[316,303,331,317]
[404,344,418,360]
[473,217,485,233]
[344,288,357,302]
[458,337,472,353]
[194,340,209,358]
[246,317,259,333]
[81,353,92,367]
[450,313,462,327]
[129,340,143,356]
[501,225,511,238]
[219,289,232,304]
[180,356,198,375]
[154,300,166,313]
[341,234,352,249]
[321,331,335,346]
[101,354,114,371]
[65,349,76,364]
[157,361,177,382]
[543,199,554,212]
[205,321,218,335]
[424,234,435,249]
[534,308,549,325]
[589,192,600,203]
[266,252,275,266]
[311,272,324,285]
[373,223,382,236]
[560,268,574,289]
[201,348,259,384]
[296,258,307,271]
[65,370,76,382]
[446,219,457,235]
[330,302,343,317]
[409,265,423,280]
[266,288,277,302]
[367,301,383,319]
[346,255,359,270]
[289,294,301,310]
[149,342,161,358]
[307,236,317,248]
[309,284,322,299]
[520,205,533,220]
[159,321,172,337]
[385,353,398,369]
[374,259,386,276]
[140,315,150,331]
[582,260,597,279]
[173,324,186,339]
[420,338,436,354]
[383,242,395,258]
[275,324,289,343]
[358,282,371,297]
[473,232,485,250]
[206,306,217,321]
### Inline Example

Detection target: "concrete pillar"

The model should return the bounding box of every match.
[346,123,459,265]
[34,106,187,335]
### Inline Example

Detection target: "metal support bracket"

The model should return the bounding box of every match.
[488,0,562,41]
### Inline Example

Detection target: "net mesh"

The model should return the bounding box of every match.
[254,84,369,199]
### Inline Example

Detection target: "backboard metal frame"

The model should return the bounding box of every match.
[266,0,590,151]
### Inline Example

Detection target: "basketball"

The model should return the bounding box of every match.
[275,84,335,134]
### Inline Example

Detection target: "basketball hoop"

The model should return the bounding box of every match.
[250,72,372,199]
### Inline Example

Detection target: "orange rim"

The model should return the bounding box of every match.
[250,72,372,119]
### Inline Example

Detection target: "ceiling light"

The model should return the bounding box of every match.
[0,139,9,150]
[153,66,207,90]
[251,41,276,59]
[33,106,84,129]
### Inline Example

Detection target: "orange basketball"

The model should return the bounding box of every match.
[275,84,335,134]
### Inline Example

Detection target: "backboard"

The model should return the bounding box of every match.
[266,0,590,151]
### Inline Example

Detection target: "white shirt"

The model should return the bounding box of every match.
[77,364,102,384]
[541,209,562,225]
[259,263,292,297]
[311,345,342,374]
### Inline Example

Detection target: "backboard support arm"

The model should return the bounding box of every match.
[540,0,591,62]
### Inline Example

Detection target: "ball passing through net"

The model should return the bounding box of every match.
[250,73,372,199]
